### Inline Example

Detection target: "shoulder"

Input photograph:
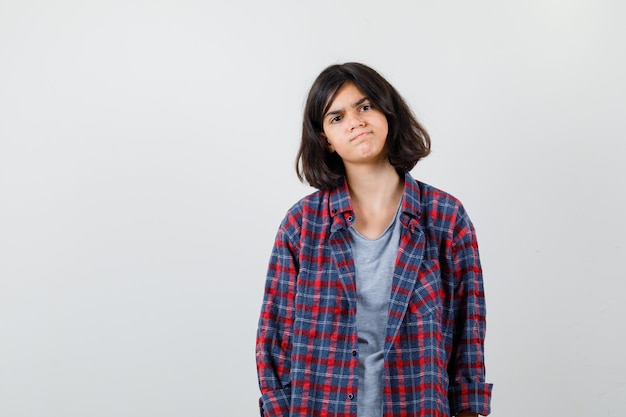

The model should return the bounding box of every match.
[406,175,467,218]
[284,188,330,218]
[278,188,332,235]
[405,175,474,239]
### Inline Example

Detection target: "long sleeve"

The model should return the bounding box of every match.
[256,222,299,417]
[256,177,492,417]
[446,210,493,416]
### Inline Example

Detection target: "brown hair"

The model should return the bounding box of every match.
[296,62,431,190]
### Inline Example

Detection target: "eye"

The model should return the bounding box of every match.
[359,103,372,112]
[330,115,342,124]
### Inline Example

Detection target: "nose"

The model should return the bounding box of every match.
[348,111,365,130]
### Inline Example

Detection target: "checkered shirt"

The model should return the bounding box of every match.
[256,173,492,417]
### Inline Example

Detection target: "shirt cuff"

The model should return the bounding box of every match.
[448,382,493,416]
[259,387,291,417]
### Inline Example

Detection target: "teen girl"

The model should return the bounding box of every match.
[256,62,492,417]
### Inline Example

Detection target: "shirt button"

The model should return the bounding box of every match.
[347,216,353,221]
[352,350,357,356]
[348,393,354,400]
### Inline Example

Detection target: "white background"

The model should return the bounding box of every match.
[1,1,625,416]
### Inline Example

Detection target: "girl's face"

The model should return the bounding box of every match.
[321,82,389,169]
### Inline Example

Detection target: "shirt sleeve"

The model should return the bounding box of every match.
[446,210,493,416]
[255,219,299,417]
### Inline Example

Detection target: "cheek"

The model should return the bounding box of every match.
[380,115,389,130]
[381,120,389,139]
[322,127,337,143]
[321,132,334,151]
[371,112,388,133]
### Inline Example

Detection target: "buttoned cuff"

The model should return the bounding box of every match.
[448,382,493,416]
[259,387,290,417]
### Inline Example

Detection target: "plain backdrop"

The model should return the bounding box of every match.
[1,1,625,416]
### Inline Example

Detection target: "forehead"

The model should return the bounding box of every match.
[325,82,366,109]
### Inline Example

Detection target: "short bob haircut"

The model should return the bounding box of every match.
[296,62,431,190]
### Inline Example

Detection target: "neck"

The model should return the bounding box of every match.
[345,162,404,210]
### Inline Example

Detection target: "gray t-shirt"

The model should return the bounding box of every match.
[349,202,402,417]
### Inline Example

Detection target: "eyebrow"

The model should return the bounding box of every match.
[324,97,369,119]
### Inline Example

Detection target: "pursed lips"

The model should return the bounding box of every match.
[350,131,371,142]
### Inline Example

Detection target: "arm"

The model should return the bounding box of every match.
[447,211,493,416]
[256,224,299,417]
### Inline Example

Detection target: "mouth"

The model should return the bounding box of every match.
[350,131,370,142]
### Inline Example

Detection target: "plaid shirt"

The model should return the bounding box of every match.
[256,173,492,417]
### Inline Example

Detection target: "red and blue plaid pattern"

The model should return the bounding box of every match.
[256,173,492,416]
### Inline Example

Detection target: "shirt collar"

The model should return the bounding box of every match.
[329,177,353,218]
[328,171,422,219]
[400,171,422,220]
